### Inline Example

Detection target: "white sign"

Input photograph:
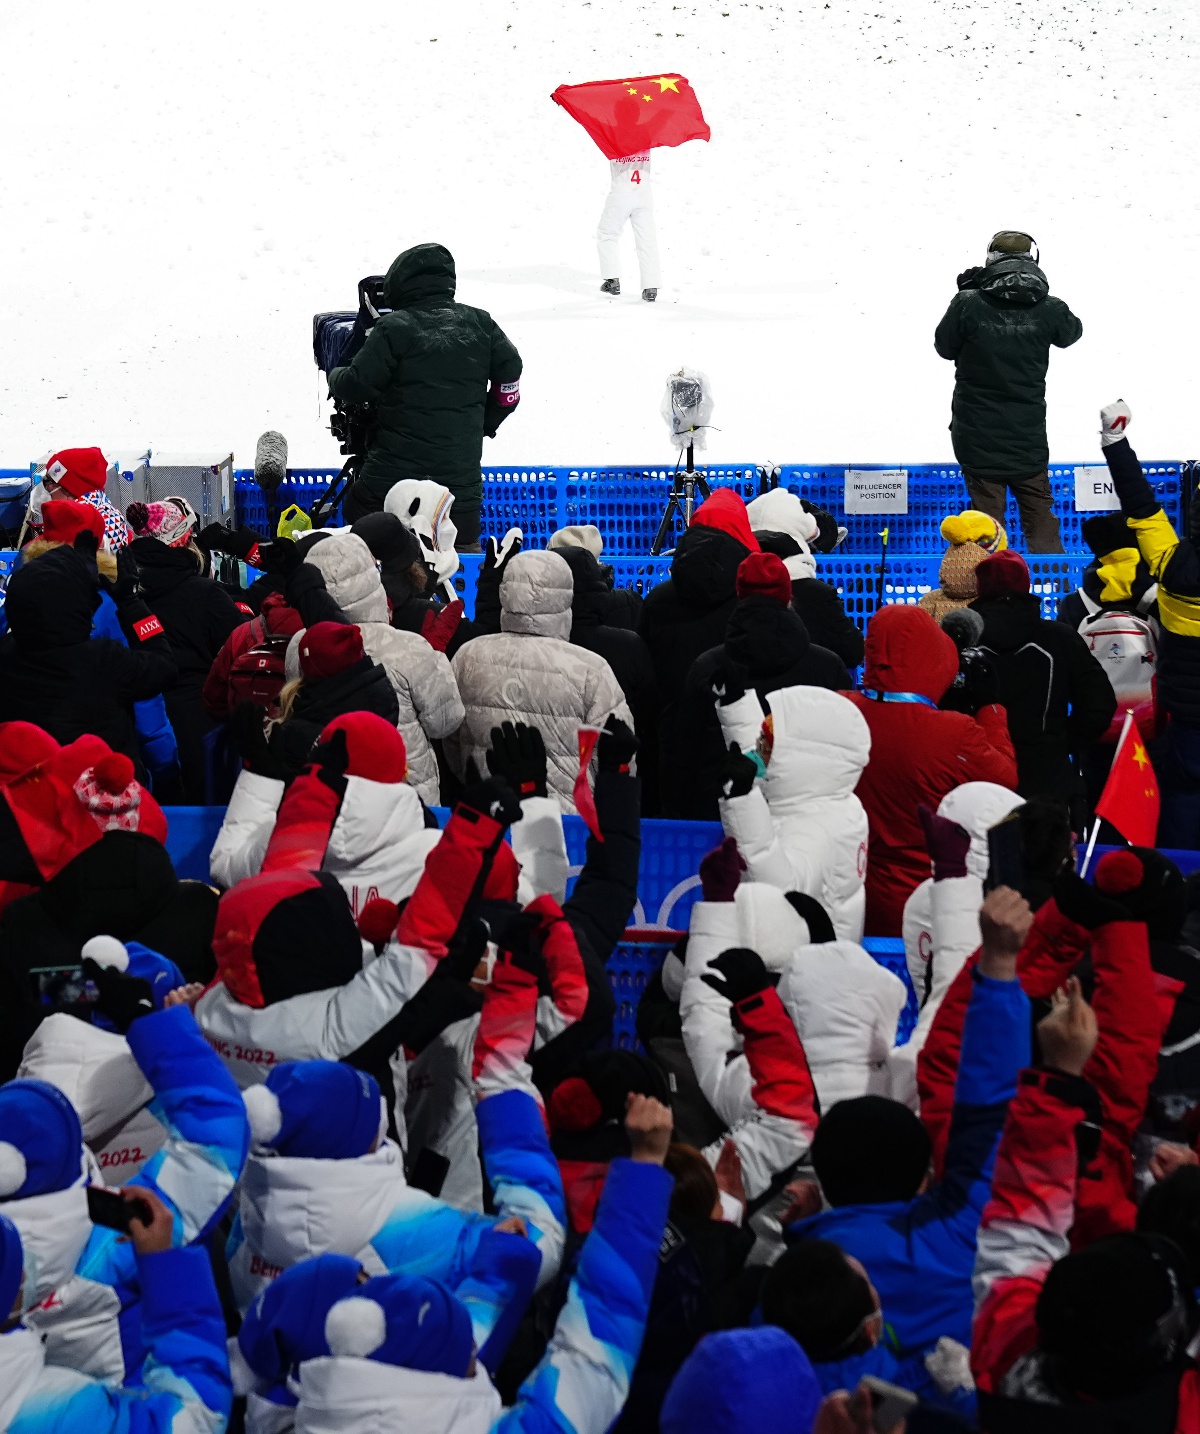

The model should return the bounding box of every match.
[844,468,908,514]
[1074,465,1121,512]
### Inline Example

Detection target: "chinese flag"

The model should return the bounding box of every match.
[1095,714,1160,847]
[551,75,710,160]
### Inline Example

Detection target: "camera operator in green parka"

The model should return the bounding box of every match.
[330,243,523,548]
[935,231,1082,555]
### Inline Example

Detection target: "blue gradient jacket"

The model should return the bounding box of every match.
[2,1007,249,1384]
[0,1246,231,1434]
[90,592,179,785]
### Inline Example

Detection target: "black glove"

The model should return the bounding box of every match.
[719,741,759,800]
[197,523,261,561]
[597,715,638,774]
[799,498,841,554]
[499,909,548,982]
[310,727,350,794]
[458,772,523,828]
[481,531,521,583]
[258,537,305,578]
[439,915,491,984]
[232,701,289,781]
[1053,869,1132,930]
[701,947,772,1006]
[956,266,985,291]
[710,661,748,708]
[83,959,155,1033]
[486,721,548,799]
[72,529,100,560]
[108,545,142,603]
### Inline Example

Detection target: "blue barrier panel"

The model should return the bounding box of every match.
[233,463,1190,557]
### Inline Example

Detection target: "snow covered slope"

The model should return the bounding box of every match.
[2,0,1198,470]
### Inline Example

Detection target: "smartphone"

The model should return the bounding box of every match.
[986,810,1027,895]
[86,1186,152,1233]
[860,1375,919,1433]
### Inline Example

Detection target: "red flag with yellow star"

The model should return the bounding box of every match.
[1095,712,1160,847]
[551,75,710,160]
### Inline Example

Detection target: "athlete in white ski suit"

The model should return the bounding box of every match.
[597,154,660,293]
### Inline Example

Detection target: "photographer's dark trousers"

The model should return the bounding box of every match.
[963,468,1064,553]
[343,479,482,550]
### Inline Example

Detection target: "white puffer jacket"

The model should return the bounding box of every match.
[300,533,464,803]
[445,551,632,813]
[734,883,907,1112]
[717,685,871,941]
[890,781,1025,1109]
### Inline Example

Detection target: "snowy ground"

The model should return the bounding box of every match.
[3,0,1199,473]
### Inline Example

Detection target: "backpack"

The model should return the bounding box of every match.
[227,619,291,713]
[1078,593,1159,743]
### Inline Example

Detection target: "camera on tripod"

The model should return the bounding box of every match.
[310,276,391,524]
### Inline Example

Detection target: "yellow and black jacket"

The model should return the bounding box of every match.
[1105,437,1200,723]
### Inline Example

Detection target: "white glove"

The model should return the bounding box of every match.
[1100,399,1132,447]
[924,1335,975,1395]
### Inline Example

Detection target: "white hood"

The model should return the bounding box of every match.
[763,686,870,806]
[383,480,460,585]
[746,489,818,580]
[499,551,574,641]
[302,532,390,625]
[238,1140,406,1273]
[734,883,813,972]
[17,1014,152,1147]
[325,776,441,898]
[937,782,1026,882]
[296,1355,500,1434]
[2,1177,91,1311]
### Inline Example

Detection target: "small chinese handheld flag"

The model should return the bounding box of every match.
[551,74,710,160]
[1095,711,1160,847]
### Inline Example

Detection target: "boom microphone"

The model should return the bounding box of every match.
[941,606,984,651]
[254,431,288,492]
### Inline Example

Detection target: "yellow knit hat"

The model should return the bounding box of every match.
[940,510,1007,553]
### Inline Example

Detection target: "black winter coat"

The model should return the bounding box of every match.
[638,526,751,810]
[130,539,246,801]
[972,593,1117,802]
[934,258,1083,477]
[328,244,522,507]
[670,596,852,819]
[270,655,401,778]
[0,546,177,771]
[791,576,865,669]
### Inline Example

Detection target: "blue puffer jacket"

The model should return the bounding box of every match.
[791,971,1031,1357]
[90,592,179,786]
[0,1245,231,1434]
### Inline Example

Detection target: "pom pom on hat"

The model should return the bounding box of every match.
[1096,849,1145,895]
[93,753,136,796]
[736,551,793,607]
[975,550,1031,599]
[0,1144,29,1200]
[81,935,130,972]
[299,622,364,681]
[940,510,1006,551]
[243,1084,284,1148]
[125,500,194,548]
[325,1297,388,1358]
[548,1076,603,1134]
[357,898,400,948]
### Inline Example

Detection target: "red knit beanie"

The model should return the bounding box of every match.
[40,500,105,548]
[0,723,59,783]
[319,712,407,783]
[45,448,108,498]
[689,489,760,553]
[736,551,793,606]
[298,622,364,680]
[975,550,1031,599]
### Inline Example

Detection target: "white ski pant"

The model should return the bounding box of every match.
[596,186,660,289]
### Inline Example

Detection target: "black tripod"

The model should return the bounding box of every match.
[309,453,361,529]
[651,444,711,555]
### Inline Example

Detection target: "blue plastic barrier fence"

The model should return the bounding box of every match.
[232,461,1190,558]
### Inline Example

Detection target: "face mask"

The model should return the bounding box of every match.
[28,484,49,523]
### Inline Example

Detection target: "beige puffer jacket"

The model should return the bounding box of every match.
[298,533,464,804]
[445,550,633,812]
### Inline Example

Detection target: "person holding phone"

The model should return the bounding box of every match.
[0,1188,232,1434]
